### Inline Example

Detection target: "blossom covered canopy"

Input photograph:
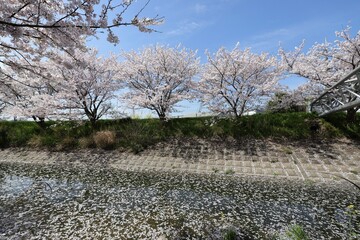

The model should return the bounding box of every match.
[199,44,281,117]
[279,26,360,108]
[0,0,162,118]
[54,49,121,122]
[121,45,200,120]
[0,0,162,91]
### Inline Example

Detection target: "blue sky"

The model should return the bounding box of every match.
[91,0,360,55]
[89,0,360,117]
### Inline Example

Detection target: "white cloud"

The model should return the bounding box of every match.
[194,3,207,13]
[244,20,330,52]
[166,21,202,36]
[251,19,330,44]
[252,28,292,41]
[244,28,295,52]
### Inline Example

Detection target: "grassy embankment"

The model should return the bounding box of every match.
[0,112,358,152]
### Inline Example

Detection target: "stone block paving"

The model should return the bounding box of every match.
[0,138,359,183]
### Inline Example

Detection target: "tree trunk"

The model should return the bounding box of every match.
[32,116,46,128]
[89,117,97,128]
[346,108,357,123]
[158,114,167,121]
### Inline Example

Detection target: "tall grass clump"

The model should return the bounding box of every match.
[93,130,117,150]
[284,224,309,240]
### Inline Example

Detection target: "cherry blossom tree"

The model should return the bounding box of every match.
[55,49,121,124]
[279,26,360,121]
[1,61,59,123]
[2,49,121,123]
[0,0,162,113]
[266,90,309,113]
[198,44,282,117]
[121,45,200,120]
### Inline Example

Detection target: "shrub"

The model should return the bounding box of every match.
[0,126,9,148]
[165,117,212,137]
[0,121,41,147]
[317,119,342,138]
[93,130,117,150]
[323,112,360,139]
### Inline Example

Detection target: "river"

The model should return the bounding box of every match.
[0,162,359,239]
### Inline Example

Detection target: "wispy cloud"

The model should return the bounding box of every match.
[244,28,296,52]
[252,28,293,41]
[244,20,330,52]
[194,3,207,14]
[166,21,203,36]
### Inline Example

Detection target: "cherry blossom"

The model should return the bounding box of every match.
[3,48,121,123]
[0,0,163,109]
[120,45,200,120]
[198,44,282,117]
[0,0,163,56]
[54,49,122,123]
[279,26,360,118]
[1,61,59,122]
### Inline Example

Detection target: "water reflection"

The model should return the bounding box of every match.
[0,162,359,239]
[0,175,34,197]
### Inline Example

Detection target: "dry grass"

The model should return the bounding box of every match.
[56,136,78,151]
[78,137,96,149]
[27,135,42,148]
[93,130,117,150]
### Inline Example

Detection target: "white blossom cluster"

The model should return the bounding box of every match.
[121,45,200,120]
[279,26,360,106]
[1,2,359,122]
[198,43,282,117]
[0,0,163,120]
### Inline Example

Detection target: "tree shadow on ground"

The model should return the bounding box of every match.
[142,136,360,164]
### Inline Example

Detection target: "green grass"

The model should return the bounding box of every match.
[223,227,237,240]
[225,169,235,175]
[285,224,309,240]
[0,112,358,152]
[0,121,41,148]
[323,112,360,139]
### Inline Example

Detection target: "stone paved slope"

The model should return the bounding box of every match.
[0,138,359,183]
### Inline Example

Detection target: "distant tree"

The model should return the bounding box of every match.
[267,91,307,113]
[55,49,121,124]
[279,26,360,121]
[198,44,282,117]
[121,45,200,120]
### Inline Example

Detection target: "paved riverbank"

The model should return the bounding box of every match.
[0,138,359,183]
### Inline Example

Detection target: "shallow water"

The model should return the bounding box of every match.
[0,162,359,239]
